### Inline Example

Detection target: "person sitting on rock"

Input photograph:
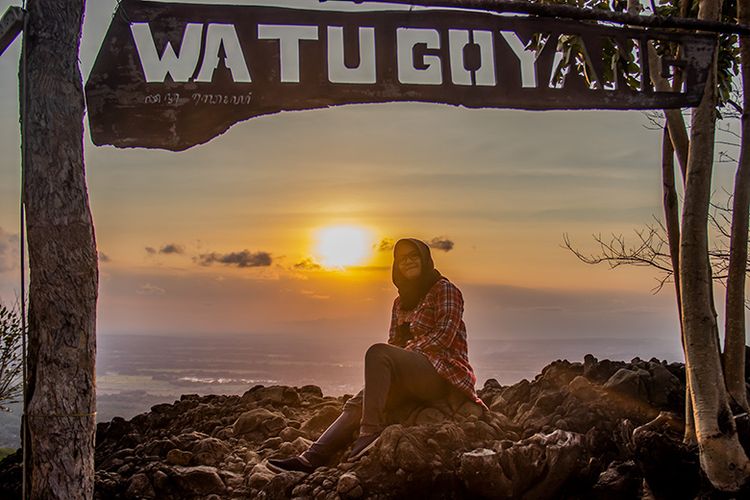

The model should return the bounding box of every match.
[267,238,486,473]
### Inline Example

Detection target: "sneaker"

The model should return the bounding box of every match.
[266,455,316,474]
[347,432,381,460]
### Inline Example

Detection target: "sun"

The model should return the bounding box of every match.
[314,225,374,268]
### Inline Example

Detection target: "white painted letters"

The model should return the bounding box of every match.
[258,24,319,83]
[131,23,203,83]
[448,30,495,86]
[397,28,442,85]
[501,31,541,88]
[327,26,376,84]
[195,24,252,83]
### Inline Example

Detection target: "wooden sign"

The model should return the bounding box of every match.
[85,0,716,151]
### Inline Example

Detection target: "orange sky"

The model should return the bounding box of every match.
[0,1,740,353]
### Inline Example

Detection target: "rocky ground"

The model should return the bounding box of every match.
[2,355,750,499]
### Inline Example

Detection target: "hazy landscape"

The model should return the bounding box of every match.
[1,332,683,448]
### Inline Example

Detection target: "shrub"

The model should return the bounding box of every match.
[0,302,23,412]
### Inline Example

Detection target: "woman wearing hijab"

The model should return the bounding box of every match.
[267,238,484,473]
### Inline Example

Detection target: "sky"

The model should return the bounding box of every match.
[0,0,741,357]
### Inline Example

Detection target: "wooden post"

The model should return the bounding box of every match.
[21,0,98,498]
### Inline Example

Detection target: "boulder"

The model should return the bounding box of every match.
[241,385,301,406]
[375,424,459,474]
[245,463,275,490]
[591,460,642,500]
[646,362,682,408]
[584,358,622,384]
[191,437,230,466]
[260,471,307,499]
[124,473,155,499]
[337,472,363,498]
[461,430,585,499]
[165,449,192,466]
[300,405,341,437]
[233,408,286,438]
[459,448,512,498]
[568,375,600,402]
[299,385,324,398]
[632,412,699,499]
[169,465,225,495]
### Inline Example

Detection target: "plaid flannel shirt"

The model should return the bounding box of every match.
[388,277,484,407]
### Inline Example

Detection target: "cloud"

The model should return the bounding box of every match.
[159,244,185,255]
[99,251,111,263]
[136,283,166,296]
[300,290,330,300]
[145,247,157,255]
[196,250,272,268]
[375,238,395,252]
[0,227,19,272]
[293,258,322,271]
[377,237,453,252]
[428,237,454,252]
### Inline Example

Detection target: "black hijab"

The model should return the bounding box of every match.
[392,238,442,311]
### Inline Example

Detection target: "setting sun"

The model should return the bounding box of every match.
[314,225,374,268]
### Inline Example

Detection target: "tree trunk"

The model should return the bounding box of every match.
[679,0,750,491]
[723,0,750,415]
[21,0,97,498]
[662,126,697,443]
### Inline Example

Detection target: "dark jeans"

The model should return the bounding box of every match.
[303,343,450,464]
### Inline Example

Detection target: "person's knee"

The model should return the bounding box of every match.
[342,395,363,414]
[365,342,392,363]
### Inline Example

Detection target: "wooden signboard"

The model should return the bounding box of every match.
[85,0,716,151]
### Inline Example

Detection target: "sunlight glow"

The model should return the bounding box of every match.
[314,225,373,268]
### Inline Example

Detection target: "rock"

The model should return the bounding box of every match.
[604,368,649,401]
[219,470,244,490]
[591,460,642,499]
[460,449,512,497]
[539,360,582,387]
[413,407,447,425]
[584,358,622,384]
[461,430,584,499]
[260,437,283,450]
[633,412,699,499]
[488,394,508,413]
[300,385,324,398]
[483,378,503,390]
[290,436,314,454]
[337,472,363,498]
[261,471,307,499]
[150,403,173,414]
[376,425,437,473]
[603,368,656,420]
[152,470,169,491]
[170,465,226,495]
[501,379,530,406]
[192,437,230,466]
[279,426,305,442]
[246,463,275,489]
[455,401,484,419]
[568,375,600,402]
[0,359,709,499]
[646,362,681,408]
[166,449,192,466]
[242,385,301,406]
[233,408,286,437]
[125,473,155,499]
[244,450,262,466]
[300,405,341,437]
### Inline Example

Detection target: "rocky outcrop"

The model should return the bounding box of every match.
[1,356,749,499]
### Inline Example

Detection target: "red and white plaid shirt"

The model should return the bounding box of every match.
[388,277,484,407]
